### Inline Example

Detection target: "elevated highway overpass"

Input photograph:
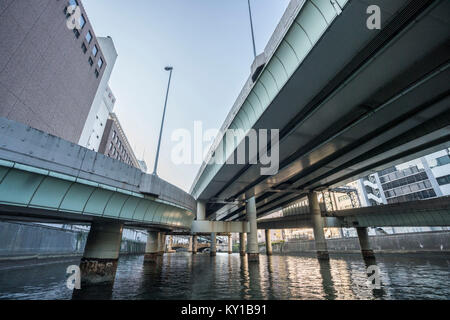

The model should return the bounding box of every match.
[0,118,195,230]
[190,0,450,260]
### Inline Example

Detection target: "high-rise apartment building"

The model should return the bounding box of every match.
[0,0,108,143]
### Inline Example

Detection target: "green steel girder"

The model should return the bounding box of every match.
[0,161,195,229]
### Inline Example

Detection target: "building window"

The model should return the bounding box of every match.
[95,69,99,78]
[109,142,113,150]
[92,45,98,57]
[85,31,92,44]
[81,42,87,53]
[79,14,86,29]
[378,167,396,177]
[97,57,103,69]
[437,175,450,186]
[112,131,116,139]
[88,57,93,66]
[73,29,80,38]
[436,155,450,167]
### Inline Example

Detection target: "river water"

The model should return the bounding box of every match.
[0,253,448,300]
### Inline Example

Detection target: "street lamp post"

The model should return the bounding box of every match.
[247,0,257,59]
[153,66,173,176]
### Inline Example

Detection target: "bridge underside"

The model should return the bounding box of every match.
[190,0,450,223]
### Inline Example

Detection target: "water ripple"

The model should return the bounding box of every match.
[0,253,448,300]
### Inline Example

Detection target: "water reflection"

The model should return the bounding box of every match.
[318,260,337,300]
[0,253,448,300]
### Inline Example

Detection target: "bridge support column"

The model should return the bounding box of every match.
[247,196,259,262]
[167,235,173,252]
[239,233,246,256]
[265,229,273,256]
[210,233,217,256]
[79,221,123,286]
[157,233,165,256]
[197,201,206,221]
[144,232,159,262]
[228,234,232,254]
[192,235,198,254]
[188,236,193,253]
[308,192,329,260]
[356,227,375,259]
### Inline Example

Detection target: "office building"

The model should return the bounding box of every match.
[138,160,148,173]
[355,149,450,234]
[98,113,140,168]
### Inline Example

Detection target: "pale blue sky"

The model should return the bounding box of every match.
[83,0,290,192]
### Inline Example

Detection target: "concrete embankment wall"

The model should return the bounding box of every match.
[0,222,146,261]
[268,231,450,254]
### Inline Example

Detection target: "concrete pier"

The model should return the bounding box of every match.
[228,234,232,254]
[239,233,247,256]
[78,221,123,286]
[356,227,376,259]
[144,232,159,262]
[195,202,206,256]
[308,192,329,260]
[246,197,259,262]
[192,235,198,254]
[197,201,206,221]
[157,232,165,256]
[167,235,173,252]
[210,233,217,256]
[188,236,193,253]
[265,229,272,256]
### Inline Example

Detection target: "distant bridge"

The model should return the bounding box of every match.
[171,243,210,252]
[257,196,450,230]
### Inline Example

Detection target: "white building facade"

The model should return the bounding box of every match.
[79,36,118,150]
[83,85,116,151]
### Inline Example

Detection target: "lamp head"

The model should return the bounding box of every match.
[165,66,173,71]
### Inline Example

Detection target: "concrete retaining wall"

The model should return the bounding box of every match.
[0,222,145,261]
[269,231,450,254]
